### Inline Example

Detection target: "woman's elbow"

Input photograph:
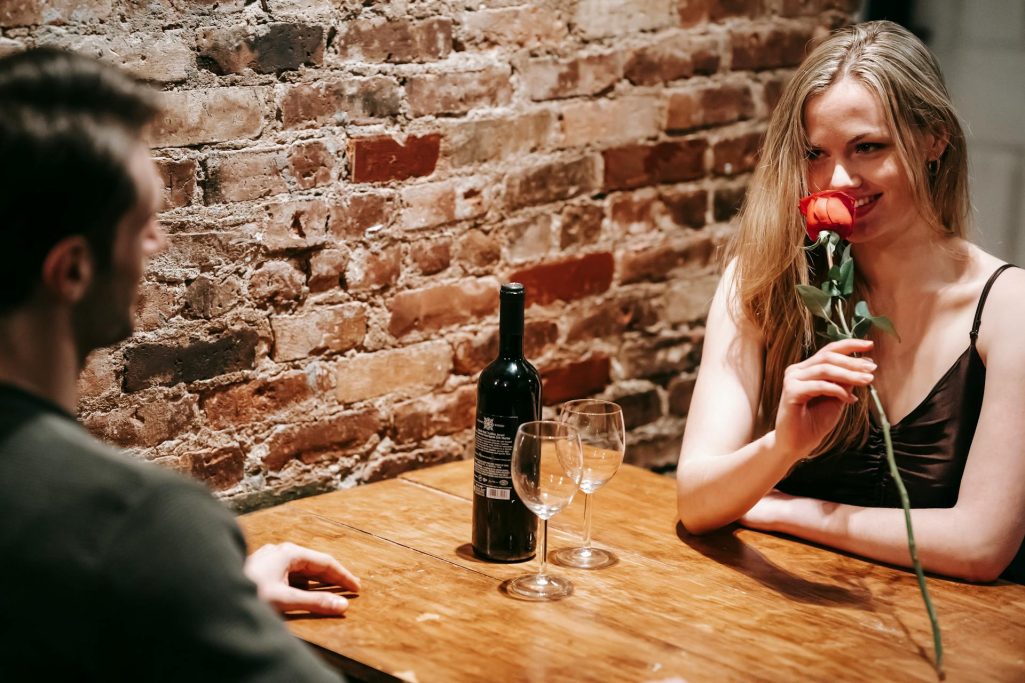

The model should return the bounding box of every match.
[676,496,725,536]
[945,538,1016,583]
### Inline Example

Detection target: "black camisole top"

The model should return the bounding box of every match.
[777,264,1024,582]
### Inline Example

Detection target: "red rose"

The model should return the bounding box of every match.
[799,191,856,241]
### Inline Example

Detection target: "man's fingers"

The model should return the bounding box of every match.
[286,546,362,592]
[268,586,350,615]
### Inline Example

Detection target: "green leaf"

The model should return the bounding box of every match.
[854,300,871,318]
[852,317,872,339]
[796,284,832,320]
[827,265,842,281]
[821,280,840,297]
[825,322,848,342]
[841,243,852,265]
[870,315,900,340]
[839,259,855,296]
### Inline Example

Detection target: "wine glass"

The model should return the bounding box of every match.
[551,399,625,570]
[505,420,583,601]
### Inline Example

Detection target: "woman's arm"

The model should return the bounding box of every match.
[677,262,874,533]
[742,270,1025,582]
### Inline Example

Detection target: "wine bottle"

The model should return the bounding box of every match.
[471,282,541,562]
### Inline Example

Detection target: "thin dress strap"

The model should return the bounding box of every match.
[970,263,1018,343]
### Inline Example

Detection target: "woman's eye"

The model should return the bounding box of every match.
[855,142,883,153]
[805,148,823,161]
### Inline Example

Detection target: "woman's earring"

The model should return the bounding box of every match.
[927,159,940,177]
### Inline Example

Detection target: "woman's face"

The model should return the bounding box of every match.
[802,77,931,245]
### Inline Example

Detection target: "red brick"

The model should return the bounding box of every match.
[521,52,621,101]
[730,26,813,71]
[151,231,256,277]
[350,134,441,184]
[388,278,499,338]
[204,149,287,204]
[62,33,192,83]
[83,394,198,448]
[663,271,721,324]
[781,0,861,16]
[247,260,307,307]
[123,329,259,392]
[344,246,401,293]
[602,139,708,191]
[573,0,675,38]
[280,76,401,129]
[461,6,568,48]
[0,0,111,27]
[260,198,331,252]
[155,158,197,209]
[624,33,720,86]
[559,203,605,249]
[399,177,491,230]
[264,409,382,471]
[271,303,366,361]
[196,23,323,74]
[134,281,181,332]
[610,192,659,235]
[392,385,476,443]
[665,83,756,132]
[762,73,791,112]
[668,374,698,416]
[710,0,761,19]
[560,96,662,148]
[505,156,599,210]
[620,234,714,284]
[189,446,244,491]
[442,112,555,167]
[329,192,391,238]
[309,248,349,292]
[288,140,336,190]
[567,296,657,341]
[620,334,702,379]
[334,341,452,404]
[183,274,243,319]
[412,239,451,275]
[362,447,462,484]
[713,131,763,176]
[542,355,611,405]
[202,372,317,429]
[457,230,500,270]
[509,252,614,307]
[616,386,664,429]
[507,215,553,264]
[407,67,512,117]
[663,188,708,229]
[78,349,118,402]
[714,184,746,222]
[677,0,710,26]
[337,17,452,63]
[151,87,265,148]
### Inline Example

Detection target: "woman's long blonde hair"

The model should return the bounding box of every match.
[727,20,970,454]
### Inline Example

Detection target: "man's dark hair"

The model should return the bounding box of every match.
[0,47,160,314]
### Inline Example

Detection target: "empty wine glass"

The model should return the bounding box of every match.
[505,420,583,601]
[551,399,625,570]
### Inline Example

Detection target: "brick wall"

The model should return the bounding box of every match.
[1,0,856,510]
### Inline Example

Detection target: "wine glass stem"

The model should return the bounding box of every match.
[538,518,549,578]
[582,492,593,550]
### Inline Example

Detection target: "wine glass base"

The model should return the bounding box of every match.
[503,573,574,601]
[551,546,618,570]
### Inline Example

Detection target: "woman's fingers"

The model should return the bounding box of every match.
[790,362,874,387]
[795,338,874,369]
[785,379,855,404]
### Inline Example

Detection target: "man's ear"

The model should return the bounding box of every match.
[40,236,94,304]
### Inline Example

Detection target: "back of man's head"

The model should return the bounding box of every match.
[0,48,159,315]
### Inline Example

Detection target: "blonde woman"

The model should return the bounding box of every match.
[676,21,1025,583]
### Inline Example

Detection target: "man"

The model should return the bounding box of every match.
[0,48,358,681]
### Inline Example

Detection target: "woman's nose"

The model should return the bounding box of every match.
[830,161,859,189]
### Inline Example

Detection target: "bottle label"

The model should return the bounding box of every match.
[473,414,520,500]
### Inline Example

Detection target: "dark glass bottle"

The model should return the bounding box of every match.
[471,283,541,562]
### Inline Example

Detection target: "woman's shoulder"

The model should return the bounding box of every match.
[967,245,1025,357]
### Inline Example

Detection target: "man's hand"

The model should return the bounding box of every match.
[244,542,361,615]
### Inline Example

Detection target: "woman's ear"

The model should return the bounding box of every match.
[925,129,950,163]
[40,236,94,304]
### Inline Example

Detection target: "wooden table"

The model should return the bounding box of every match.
[239,461,1025,682]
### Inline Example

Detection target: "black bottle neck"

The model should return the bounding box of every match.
[498,290,525,359]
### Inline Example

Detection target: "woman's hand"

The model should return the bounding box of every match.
[774,338,875,462]
[244,542,361,615]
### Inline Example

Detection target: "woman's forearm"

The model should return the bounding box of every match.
[676,431,799,534]
[767,498,1012,582]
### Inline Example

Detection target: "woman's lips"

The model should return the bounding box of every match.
[853,193,880,217]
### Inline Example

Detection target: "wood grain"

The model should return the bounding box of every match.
[240,461,1025,682]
